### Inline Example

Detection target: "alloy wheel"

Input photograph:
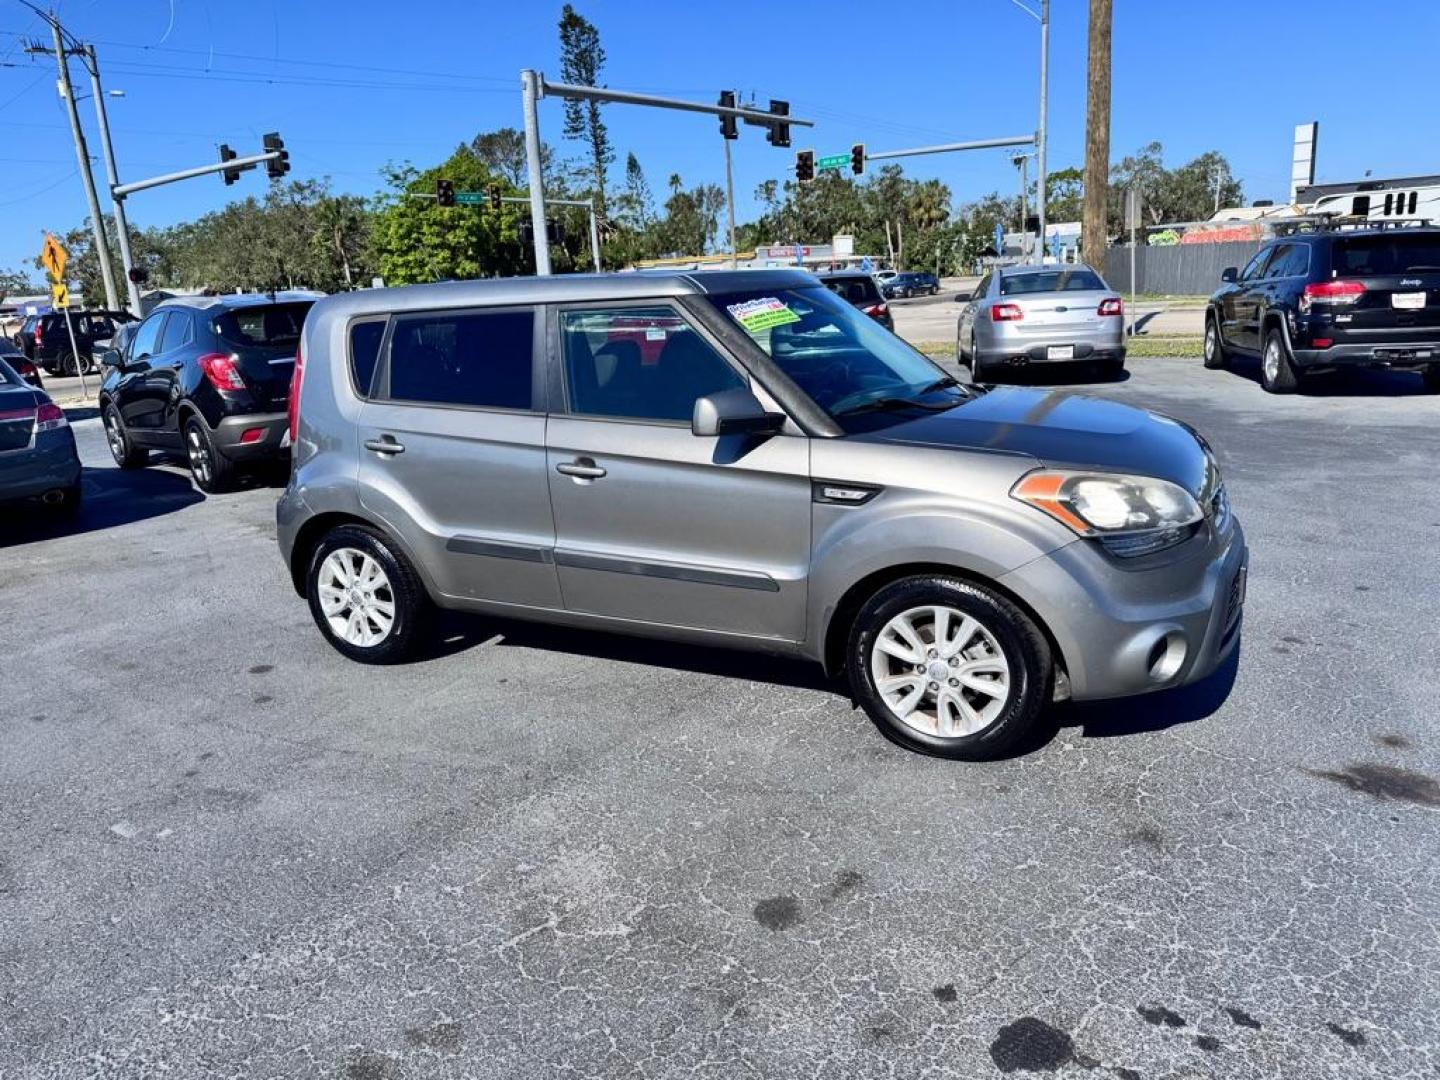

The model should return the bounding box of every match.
[1263,337,1281,383]
[186,425,212,487]
[1205,325,1217,362]
[317,547,396,647]
[869,604,1011,738]
[104,408,125,461]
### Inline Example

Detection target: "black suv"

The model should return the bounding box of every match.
[98,292,319,492]
[816,270,893,330]
[882,271,940,299]
[1204,225,1440,393]
[13,309,136,376]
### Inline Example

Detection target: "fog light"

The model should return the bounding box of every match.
[1146,631,1187,682]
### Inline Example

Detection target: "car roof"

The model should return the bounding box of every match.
[999,263,1100,276]
[306,269,818,323]
[154,290,326,313]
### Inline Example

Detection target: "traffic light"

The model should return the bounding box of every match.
[795,149,815,184]
[219,144,241,186]
[851,143,865,176]
[437,178,455,207]
[718,90,737,140]
[766,99,790,148]
[127,266,149,285]
[262,132,289,180]
[489,185,502,211]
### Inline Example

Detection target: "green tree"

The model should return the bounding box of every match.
[471,127,562,190]
[0,268,34,304]
[558,4,613,217]
[1107,143,1244,234]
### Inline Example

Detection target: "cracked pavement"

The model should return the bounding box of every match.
[2,358,1437,1078]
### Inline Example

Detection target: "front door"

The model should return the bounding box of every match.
[112,310,173,440]
[356,305,561,610]
[1229,246,1276,353]
[546,302,812,643]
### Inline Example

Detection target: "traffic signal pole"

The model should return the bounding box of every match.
[84,45,141,316]
[520,70,812,275]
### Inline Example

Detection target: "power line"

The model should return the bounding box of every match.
[99,59,515,95]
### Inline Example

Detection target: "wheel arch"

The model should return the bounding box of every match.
[820,561,1067,687]
[287,510,387,598]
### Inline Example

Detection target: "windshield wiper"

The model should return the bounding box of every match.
[836,394,961,417]
[916,375,962,395]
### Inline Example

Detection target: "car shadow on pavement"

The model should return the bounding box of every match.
[980,364,1132,389]
[419,608,839,693]
[1224,357,1432,397]
[1056,638,1242,741]
[1,466,203,549]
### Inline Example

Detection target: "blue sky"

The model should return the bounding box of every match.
[2,0,1438,277]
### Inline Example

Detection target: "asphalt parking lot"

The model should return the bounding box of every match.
[4,357,1438,1079]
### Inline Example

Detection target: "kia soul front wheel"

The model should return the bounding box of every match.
[847,575,1052,759]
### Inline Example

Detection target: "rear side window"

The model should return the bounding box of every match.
[386,309,533,410]
[1000,269,1105,295]
[1332,234,1440,276]
[1264,244,1309,279]
[214,302,313,348]
[349,320,385,398]
[158,311,193,352]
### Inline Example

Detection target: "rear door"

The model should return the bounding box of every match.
[545,301,811,642]
[1326,233,1440,348]
[212,302,312,411]
[356,305,561,609]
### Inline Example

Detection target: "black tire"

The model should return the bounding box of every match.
[54,350,77,377]
[1260,325,1299,394]
[1423,366,1440,393]
[846,575,1052,760]
[75,352,96,376]
[102,402,146,469]
[1202,314,1229,370]
[183,414,237,493]
[306,524,430,664]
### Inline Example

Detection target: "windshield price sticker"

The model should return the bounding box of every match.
[727,297,801,333]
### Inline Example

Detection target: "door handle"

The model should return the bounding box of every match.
[556,458,606,480]
[364,436,405,455]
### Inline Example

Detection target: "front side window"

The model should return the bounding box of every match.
[386,308,532,410]
[1239,248,1273,282]
[561,306,744,423]
[708,286,968,425]
[129,312,167,360]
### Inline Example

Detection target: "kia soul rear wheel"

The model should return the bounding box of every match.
[307,525,429,664]
[847,575,1051,759]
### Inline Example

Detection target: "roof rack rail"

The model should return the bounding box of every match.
[1272,215,1435,235]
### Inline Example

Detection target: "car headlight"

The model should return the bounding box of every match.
[1011,470,1203,557]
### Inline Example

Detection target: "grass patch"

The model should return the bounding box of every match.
[908,337,1203,360]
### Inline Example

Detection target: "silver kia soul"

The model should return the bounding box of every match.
[277,269,1247,759]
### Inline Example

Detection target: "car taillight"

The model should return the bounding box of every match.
[864,303,889,318]
[287,343,304,443]
[991,303,1024,322]
[34,401,68,432]
[198,352,246,391]
[1097,297,1124,317]
[33,322,42,346]
[1300,279,1365,313]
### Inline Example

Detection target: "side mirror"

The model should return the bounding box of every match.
[692,388,784,438]
[1220,267,1238,283]
[101,348,123,368]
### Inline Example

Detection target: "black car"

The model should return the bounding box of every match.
[815,270,893,330]
[0,355,81,513]
[881,271,940,299]
[1204,224,1440,393]
[13,309,137,376]
[99,292,319,492]
[0,346,43,388]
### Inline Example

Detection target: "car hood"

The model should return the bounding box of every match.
[860,386,1214,496]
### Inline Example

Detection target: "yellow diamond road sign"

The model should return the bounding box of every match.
[51,282,69,309]
[41,233,68,282]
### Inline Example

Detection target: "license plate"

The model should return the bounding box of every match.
[1046,345,1075,360]
[1392,291,1426,309]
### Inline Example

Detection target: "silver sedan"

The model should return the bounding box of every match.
[957,264,1127,380]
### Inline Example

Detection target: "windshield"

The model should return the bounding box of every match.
[1000,269,1105,295]
[707,286,970,424]
[1332,234,1440,275]
[213,301,313,348]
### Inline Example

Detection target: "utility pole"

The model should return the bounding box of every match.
[1037,0,1050,263]
[723,136,738,269]
[1015,154,1030,257]
[1082,0,1112,265]
[520,70,551,276]
[31,19,119,310]
[84,46,141,316]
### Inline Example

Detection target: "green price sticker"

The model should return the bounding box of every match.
[727,297,801,334]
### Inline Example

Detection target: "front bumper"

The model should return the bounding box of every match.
[210,411,289,461]
[1000,518,1248,701]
